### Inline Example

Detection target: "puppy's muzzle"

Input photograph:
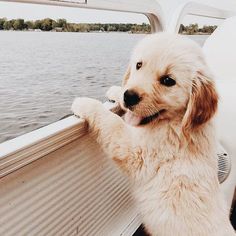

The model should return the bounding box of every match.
[123,89,141,108]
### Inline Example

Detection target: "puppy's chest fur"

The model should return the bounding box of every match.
[124,125,220,236]
[128,124,184,179]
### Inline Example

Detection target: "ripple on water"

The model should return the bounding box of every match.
[86,76,94,79]
[17,116,27,121]
[20,122,39,129]
[38,115,49,119]
[53,91,62,95]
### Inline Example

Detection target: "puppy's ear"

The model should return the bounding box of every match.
[182,71,218,134]
[122,66,131,86]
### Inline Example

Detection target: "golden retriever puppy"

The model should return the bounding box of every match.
[71,33,235,236]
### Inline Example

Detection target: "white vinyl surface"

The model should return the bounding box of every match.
[203,16,236,206]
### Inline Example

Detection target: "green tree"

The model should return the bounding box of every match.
[13,19,25,30]
[0,18,6,30]
[52,20,58,29]
[186,23,199,35]
[57,19,67,29]
[3,20,13,30]
[34,20,42,29]
[25,20,34,29]
[41,18,53,31]
[178,24,185,34]
[107,25,116,32]
[118,24,128,32]
[202,25,217,34]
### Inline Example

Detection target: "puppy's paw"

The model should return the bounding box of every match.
[106,86,122,103]
[71,97,102,119]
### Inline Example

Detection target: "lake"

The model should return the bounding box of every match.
[0,32,207,143]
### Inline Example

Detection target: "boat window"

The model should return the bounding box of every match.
[179,15,223,46]
[0,3,150,143]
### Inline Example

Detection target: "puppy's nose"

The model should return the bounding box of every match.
[124,89,141,107]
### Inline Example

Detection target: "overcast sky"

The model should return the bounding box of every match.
[0,2,148,23]
[0,1,222,26]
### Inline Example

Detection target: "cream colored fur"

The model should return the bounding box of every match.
[71,33,235,236]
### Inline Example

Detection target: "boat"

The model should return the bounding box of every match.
[0,0,235,235]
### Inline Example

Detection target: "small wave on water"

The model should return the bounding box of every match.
[0,32,207,143]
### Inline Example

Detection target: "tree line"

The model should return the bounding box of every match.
[179,23,217,35]
[0,18,217,34]
[0,18,151,33]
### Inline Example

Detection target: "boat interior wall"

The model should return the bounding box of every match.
[0,133,141,236]
[203,17,236,207]
[203,17,236,80]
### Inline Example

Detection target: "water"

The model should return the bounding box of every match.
[0,32,207,143]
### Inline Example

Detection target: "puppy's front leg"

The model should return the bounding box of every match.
[71,97,131,161]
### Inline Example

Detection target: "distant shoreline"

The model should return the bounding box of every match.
[0,18,217,35]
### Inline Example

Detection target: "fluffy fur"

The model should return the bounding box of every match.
[71,33,235,236]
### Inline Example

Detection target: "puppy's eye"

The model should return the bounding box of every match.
[160,75,176,87]
[136,62,142,70]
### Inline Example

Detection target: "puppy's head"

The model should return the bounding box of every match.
[121,33,218,131]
